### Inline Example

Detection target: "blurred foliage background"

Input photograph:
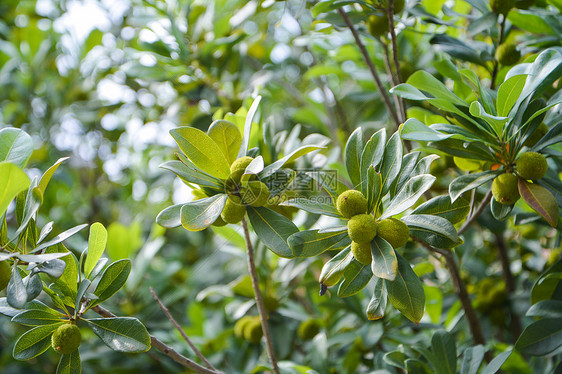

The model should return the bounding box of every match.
[1,0,561,373]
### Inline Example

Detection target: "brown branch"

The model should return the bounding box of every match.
[337,8,401,128]
[387,0,407,123]
[149,287,216,371]
[91,305,222,374]
[380,39,403,120]
[241,218,280,374]
[458,189,493,235]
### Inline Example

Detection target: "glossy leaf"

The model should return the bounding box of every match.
[526,300,562,319]
[360,129,386,184]
[238,96,262,158]
[180,194,227,231]
[38,157,69,195]
[402,214,462,249]
[515,318,562,356]
[12,309,66,326]
[449,171,498,202]
[281,198,340,217]
[460,345,485,374]
[366,167,383,214]
[261,145,324,178]
[469,101,507,136]
[412,195,470,224]
[371,236,398,281]
[92,259,131,306]
[431,330,457,374]
[345,127,364,188]
[496,74,527,117]
[86,317,151,352]
[7,267,27,309]
[160,160,224,189]
[247,206,298,258]
[56,350,81,374]
[381,174,436,219]
[32,224,89,253]
[0,162,30,217]
[85,223,107,279]
[0,128,33,168]
[156,204,183,228]
[518,179,559,227]
[13,324,63,360]
[338,260,373,297]
[207,120,242,165]
[288,229,350,257]
[319,247,352,287]
[366,277,387,320]
[380,132,403,194]
[401,119,453,142]
[385,253,425,324]
[490,197,513,221]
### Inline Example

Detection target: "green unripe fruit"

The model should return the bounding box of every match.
[230,156,254,183]
[0,261,10,291]
[336,190,368,218]
[524,123,548,148]
[212,215,227,227]
[234,316,254,338]
[516,152,548,180]
[492,173,520,205]
[347,214,377,243]
[297,319,322,341]
[376,218,410,248]
[221,195,246,224]
[367,15,389,37]
[51,324,81,354]
[351,241,372,265]
[490,0,515,14]
[241,180,270,207]
[263,295,280,312]
[243,319,263,343]
[495,43,520,66]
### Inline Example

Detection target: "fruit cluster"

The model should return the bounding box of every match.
[336,190,410,265]
[234,315,263,343]
[492,151,548,205]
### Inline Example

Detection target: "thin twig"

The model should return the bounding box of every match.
[241,218,280,374]
[91,305,223,374]
[380,39,403,119]
[387,0,407,123]
[337,8,401,128]
[150,287,216,370]
[458,189,493,235]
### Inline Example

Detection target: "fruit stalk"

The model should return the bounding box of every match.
[241,218,280,374]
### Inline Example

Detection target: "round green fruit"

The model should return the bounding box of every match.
[297,320,322,341]
[51,324,81,355]
[492,173,520,205]
[336,190,368,218]
[495,43,520,66]
[516,152,548,180]
[221,195,246,224]
[230,156,254,183]
[234,316,254,338]
[351,241,372,265]
[376,218,410,248]
[0,261,10,291]
[523,123,548,148]
[347,214,377,243]
[241,180,270,207]
[367,14,389,37]
[212,215,227,227]
[243,319,263,343]
[490,0,515,14]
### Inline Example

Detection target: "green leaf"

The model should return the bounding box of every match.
[508,10,556,35]
[366,277,387,320]
[170,127,231,178]
[32,224,89,253]
[45,245,78,301]
[288,229,350,257]
[460,345,485,374]
[400,119,453,142]
[0,162,30,217]
[402,214,462,249]
[56,350,81,374]
[344,127,364,188]
[412,195,470,224]
[449,171,498,202]
[407,70,468,105]
[91,259,131,307]
[85,223,107,279]
[207,120,242,165]
[281,198,340,217]
[431,330,457,374]
[385,253,425,324]
[38,157,69,196]
[338,260,373,297]
[424,285,443,324]
[12,309,66,326]
[429,34,486,66]
[515,318,562,356]
[381,174,436,219]
[238,96,262,158]
[13,323,63,360]
[86,317,151,352]
[469,101,508,136]
[160,159,224,189]
[360,129,386,186]
[0,128,33,168]
[371,237,398,281]
[531,270,562,305]
[366,167,383,214]
[391,152,422,198]
[261,145,324,178]
[496,75,527,117]
[429,138,496,162]
[390,84,430,101]
[319,247,353,286]
[180,194,227,231]
[481,350,512,374]
[490,197,513,221]
[7,267,27,309]
[105,221,143,261]
[526,300,562,319]
[156,204,183,228]
[380,132,403,194]
[247,207,298,258]
[518,179,559,227]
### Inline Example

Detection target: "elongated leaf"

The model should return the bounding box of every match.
[449,171,498,202]
[36,259,67,278]
[361,129,386,184]
[429,34,486,66]
[391,152,421,198]
[57,350,81,374]
[0,162,30,217]
[247,206,298,258]
[366,167,383,214]
[412,195,470,224]
[25,273,43,302]
[385,253,425,323]
[515,318,562,355]
[281,198,339,217]
[518,179,559,227]
[345,127,364,188]
[17,252,70,263]
[432,330,457,374]
[497,75,527,117]
[429,138,496,161]
[156,204,183,228]
[32,224,88,253]
[526,300,562,319]
[38,157,69,195]
[402,214,462,249]
[170,127,231,178]
[261,145,325,178]
[319,247,352,286]
[469,101,508,136]
[92,259,131,306]
[7,267,27,308]
[460,345,485,374]
[371,237,398,281]
[160,160,224,189]
[240,156,264,184]
[85,223,107,279]
[380,132,403,194]
[381,174,436,219]
[366,277,387,320]
[401,119,453,142]
[180,194,227,231]
[288,229,350,257]
[390,83,430,100]
[0,128,33,168]
[13,324,63,360]
[238,96,262,158]
[207,120,242,165]
[490,197,513,221]
[481,350,512,374]
[13,177,41,238]
[338,260,373,297]
[45,245,78,301]
[86,317,151,352]
[12,309,66,326]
